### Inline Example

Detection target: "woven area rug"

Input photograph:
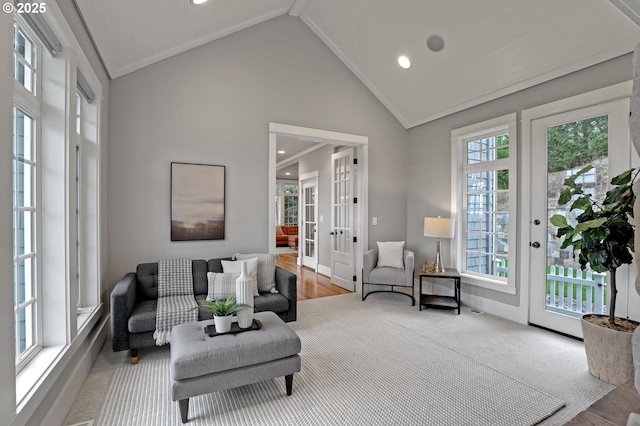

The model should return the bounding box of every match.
[95,319,564,426]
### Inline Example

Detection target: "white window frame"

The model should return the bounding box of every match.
[451,113,518,294]
[12,3,104,408]
[275,180,298,226]
[13,17,42,372]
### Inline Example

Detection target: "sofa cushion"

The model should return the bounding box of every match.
[281,225,298,236]
[254,292,289,313]
[136,259,209,300]
[128,299,157,333]
[369,267,409,287]
[206,257,233,274]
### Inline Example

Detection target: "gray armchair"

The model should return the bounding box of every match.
[362,249,415,305]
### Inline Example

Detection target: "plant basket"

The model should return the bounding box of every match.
[582,314,639,385]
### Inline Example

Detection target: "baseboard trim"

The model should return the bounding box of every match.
[420,279,527,324]
[317,264,331,277]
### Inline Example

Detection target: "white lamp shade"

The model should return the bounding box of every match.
[423,217,455,238]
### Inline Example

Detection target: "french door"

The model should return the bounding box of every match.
[330,149,355,291]
[301,177,318,270]
[529,98,630,338]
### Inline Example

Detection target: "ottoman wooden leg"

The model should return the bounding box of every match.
[179,398,189,423]
[285,374,294,396]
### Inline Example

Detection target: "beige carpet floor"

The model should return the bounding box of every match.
[65,291,616,425]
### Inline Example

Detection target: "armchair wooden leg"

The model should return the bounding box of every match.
[130,348,138,365]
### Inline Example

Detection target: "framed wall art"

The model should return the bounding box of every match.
[171,162,225,241]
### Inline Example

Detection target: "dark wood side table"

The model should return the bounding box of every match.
[419,269,461,314]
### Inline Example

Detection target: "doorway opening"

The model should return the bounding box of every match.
[268,123,369,293]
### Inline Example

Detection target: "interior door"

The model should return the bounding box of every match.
[301,177,318,270]
[529,98,630,338]
[331,148,355,291]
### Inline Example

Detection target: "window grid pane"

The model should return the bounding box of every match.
[466,134,509,165]
[464,144,510,279]
[13,105,37,361]
[13,22,36,94]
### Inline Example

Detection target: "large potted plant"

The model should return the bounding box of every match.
[551,166,638,385]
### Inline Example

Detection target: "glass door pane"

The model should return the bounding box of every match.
[545,115,609,318]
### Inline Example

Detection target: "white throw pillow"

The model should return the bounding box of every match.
[221,258,259,296]
[206,272,240,301]
[233,253,279,293]
[376,241,405,269]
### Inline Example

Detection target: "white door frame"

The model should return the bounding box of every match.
[268,123,369,291]
[520,81,635,330]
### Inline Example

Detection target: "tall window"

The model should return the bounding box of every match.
[275,181,298,226]
[283,184,298,225]
[13,21,40,364]
[452,114,517,293]
[75,91,82,307]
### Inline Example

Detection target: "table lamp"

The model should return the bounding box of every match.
[423,216,455,273]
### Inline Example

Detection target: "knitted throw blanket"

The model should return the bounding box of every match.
[153,258,198,346]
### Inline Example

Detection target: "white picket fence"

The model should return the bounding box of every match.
[545,265,607,318]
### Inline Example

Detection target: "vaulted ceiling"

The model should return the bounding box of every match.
[74,0,640,128]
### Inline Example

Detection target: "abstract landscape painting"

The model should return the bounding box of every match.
[171,162,225,241]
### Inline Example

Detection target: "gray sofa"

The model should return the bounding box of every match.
[111,257,297,363]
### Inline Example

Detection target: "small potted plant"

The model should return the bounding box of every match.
[551,165,638,384]
[198,296,251,333]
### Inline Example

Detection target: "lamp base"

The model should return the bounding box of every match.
[434,253,445,273]
[434,238,445,273]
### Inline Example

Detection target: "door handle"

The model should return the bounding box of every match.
[531,242,540,248]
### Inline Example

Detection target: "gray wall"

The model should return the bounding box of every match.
[107,15,408,286]
[407,53,633,307]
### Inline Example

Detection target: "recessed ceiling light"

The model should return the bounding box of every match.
[191,0,208,4]
[278,150,285,154]
[285,172,291,176]
[398,55,411,69]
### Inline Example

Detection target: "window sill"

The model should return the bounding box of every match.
[16,345,64,406]
[77,305,98,330]
[16,304,102,409]
[460,273,517,295]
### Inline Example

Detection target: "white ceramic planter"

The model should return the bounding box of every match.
[582,314,635,385]
[214,315,232,333]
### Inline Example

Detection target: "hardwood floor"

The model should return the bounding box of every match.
[276,253,351,300]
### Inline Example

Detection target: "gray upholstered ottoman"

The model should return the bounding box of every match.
[170,311,301,423]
